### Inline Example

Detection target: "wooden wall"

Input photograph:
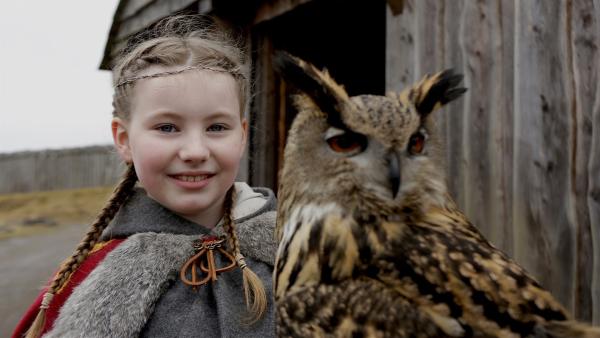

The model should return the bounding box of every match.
[0,146,125,194]
[387,0,600,323]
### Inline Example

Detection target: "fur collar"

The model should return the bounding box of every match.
[100,183,277,264]
[45,184,277,337]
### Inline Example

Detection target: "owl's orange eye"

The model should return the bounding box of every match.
[326,133,367,154]
[408,131,426,155]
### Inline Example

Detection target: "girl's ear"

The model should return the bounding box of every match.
[111,118,132,163]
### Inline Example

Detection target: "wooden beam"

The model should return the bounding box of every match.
[253,0,313,25]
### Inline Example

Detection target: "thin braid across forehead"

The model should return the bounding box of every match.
[114,64,246,88]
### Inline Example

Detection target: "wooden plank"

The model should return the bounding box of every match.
[413,0,440,77]
[385,0,416,91]
[458,0,494,242]
[104,0,199,68]
[198,0,212,14]
[120,0,157,22]
[489,0,515,256]
[441,0,466,208]
[456,0,514,256]
[100,0,130,70]
[115,0,199,42]
[253,0,314,25]
[588,0,600,325]
[109,38,129,67]
[568,0,597,321]
[513,0,576,310]
[248,31,278,190]
[431,0,447,145]
[0,146,122,194]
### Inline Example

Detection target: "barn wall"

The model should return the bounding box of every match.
[387,0,600,323]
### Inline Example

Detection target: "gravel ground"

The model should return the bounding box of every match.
[0,223,89,337]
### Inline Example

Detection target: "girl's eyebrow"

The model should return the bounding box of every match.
[149,111,182,120]
[147,110,239,121]
[206,111,238,120]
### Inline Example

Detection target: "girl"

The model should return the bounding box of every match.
[13,15,277,338]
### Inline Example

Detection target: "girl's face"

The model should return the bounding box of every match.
[112,67,247,227]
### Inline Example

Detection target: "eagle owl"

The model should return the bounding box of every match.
[273,52,600,338]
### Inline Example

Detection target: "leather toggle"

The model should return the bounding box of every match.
[180,235,237,289]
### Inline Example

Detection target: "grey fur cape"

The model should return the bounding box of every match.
[44,183,277,338]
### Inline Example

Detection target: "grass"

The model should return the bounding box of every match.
[0,186,114,240]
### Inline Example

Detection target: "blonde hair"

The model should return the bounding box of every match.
[112,15,250,119]
[25,15,265,338]
[25,165,138,338]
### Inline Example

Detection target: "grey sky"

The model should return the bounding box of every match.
[0,1,119,153]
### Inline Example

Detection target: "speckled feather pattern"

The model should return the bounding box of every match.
[273,53,600,338]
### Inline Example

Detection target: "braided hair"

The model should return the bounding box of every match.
[26,15,259,337]
[26,165,138,338]
[222,186,268,323]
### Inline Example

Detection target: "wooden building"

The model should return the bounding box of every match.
[101,0,600,323]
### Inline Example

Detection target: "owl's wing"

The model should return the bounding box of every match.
[277,277,458,338]
[373,209,571,337]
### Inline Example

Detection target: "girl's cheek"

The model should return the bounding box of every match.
[216,142,242,158]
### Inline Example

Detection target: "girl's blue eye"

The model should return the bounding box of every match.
[207,124,227,132]
[157,124,177,133]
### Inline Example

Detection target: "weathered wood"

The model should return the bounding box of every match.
[0,146,124,194]
[457,0,515,256]
[386,0,597,321]
[386,0,405,16]
[115,0,198,42]
[441,0,466,209]
[386,0,416,91]
[459,0,495,244]
[101,0,198,69]
[109,38,129,67]
[198,0,212,14]
[513,0,576,310]
[120,0,156,21]
[253,0,313,24]
[490,0,515,257]
[414,0,441,77]
[589,0,600,325]
[248,31,278,190]
[568,0,596,321]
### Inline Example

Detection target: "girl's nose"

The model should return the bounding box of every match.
[178,134,210,163]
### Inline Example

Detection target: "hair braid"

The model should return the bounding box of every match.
[25,164,138,338]
[222,186,267,324]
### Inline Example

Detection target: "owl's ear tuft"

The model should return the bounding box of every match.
[408,69,467,118]
[273,51,350,120]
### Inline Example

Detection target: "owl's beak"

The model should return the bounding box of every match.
[388,151,401,198]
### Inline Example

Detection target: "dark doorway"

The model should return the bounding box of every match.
[270,0,387,96]
[248,0,386,191]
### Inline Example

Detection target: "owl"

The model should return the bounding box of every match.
[273,52,600,338]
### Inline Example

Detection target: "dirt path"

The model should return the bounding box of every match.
[0,223,88,337]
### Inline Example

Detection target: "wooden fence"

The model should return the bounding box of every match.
[386,0,600,323]
[0,145,125,194]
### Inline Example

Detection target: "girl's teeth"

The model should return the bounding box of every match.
[176,175,208,182]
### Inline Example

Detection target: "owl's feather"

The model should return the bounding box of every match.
[274,52,600,338]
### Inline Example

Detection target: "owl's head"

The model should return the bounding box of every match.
[275,53,466,234]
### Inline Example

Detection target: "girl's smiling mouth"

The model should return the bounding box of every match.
[169,173,215,188]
